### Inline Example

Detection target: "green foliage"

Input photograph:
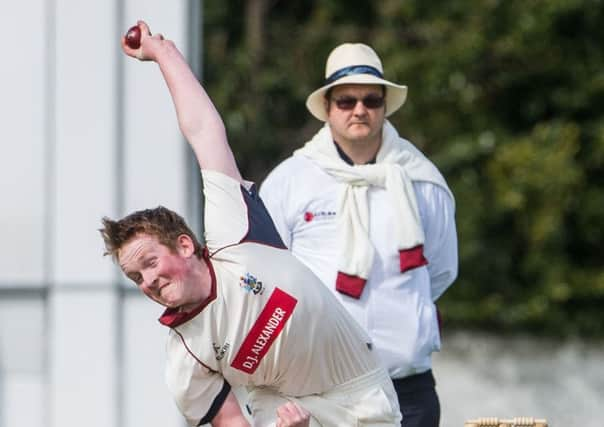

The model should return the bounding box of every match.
[202,0,604,336]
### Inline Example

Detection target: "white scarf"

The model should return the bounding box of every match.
[294,120,453,299]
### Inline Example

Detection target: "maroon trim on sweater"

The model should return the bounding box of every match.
[158,247,217,327]
[335,272,367,299]
[399,245,428,273]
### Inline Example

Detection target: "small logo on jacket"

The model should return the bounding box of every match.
[240,272,264,295]
[213,342,230,360]
[304,210,336,222]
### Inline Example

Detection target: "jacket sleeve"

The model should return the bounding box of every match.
[165,331,231,426]
[415,181,458,301]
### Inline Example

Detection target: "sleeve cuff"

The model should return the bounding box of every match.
[197,380,232,426]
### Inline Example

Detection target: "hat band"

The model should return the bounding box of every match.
[325,65,383,85]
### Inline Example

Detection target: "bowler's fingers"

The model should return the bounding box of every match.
[136,20,152,37]
[276,401,310,427]
[136,20,164,41]
[133,20,153,60]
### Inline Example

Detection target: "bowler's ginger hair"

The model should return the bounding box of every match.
[100,206,203,261]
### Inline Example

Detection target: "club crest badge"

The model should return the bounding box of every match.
[213,342,230,361]
[240,272,264,295]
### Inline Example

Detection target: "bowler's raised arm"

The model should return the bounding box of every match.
[121,20,243,183]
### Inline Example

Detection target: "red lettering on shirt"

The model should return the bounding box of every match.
[231,288,297,374]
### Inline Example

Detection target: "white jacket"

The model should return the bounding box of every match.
[260,124,458,379]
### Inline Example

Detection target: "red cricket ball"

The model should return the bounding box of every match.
[125,25,142,49]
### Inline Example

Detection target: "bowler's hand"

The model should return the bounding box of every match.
[276,401,310,427]
[121,20,167,62]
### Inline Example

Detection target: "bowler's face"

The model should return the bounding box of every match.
[118,234,198,309]
[326,84,386,149]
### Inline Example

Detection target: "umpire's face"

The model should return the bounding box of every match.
[325,84,386,151]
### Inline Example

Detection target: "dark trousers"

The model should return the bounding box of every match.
[392,370,440,427]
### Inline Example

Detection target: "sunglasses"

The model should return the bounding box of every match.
[331,94,385,110]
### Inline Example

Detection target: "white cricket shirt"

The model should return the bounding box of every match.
[161,170,378,426]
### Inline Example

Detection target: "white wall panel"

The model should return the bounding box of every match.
[49,290,118,427]
[0,296,46,426]
[122,294,182,427]
[52,0,119,285]
[0,296,45,374]
[1,375,45,427]
[0,1,195,426]
[0,0,47,283]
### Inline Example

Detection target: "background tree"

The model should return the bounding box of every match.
[203,0,604,336]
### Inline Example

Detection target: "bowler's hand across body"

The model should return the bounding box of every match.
[105,21,402,427]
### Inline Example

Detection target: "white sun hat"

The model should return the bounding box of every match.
[305,43,408,121]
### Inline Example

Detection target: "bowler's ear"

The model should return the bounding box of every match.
[176,234,195,257]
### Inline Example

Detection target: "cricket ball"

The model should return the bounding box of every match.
[125,25,142,49]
